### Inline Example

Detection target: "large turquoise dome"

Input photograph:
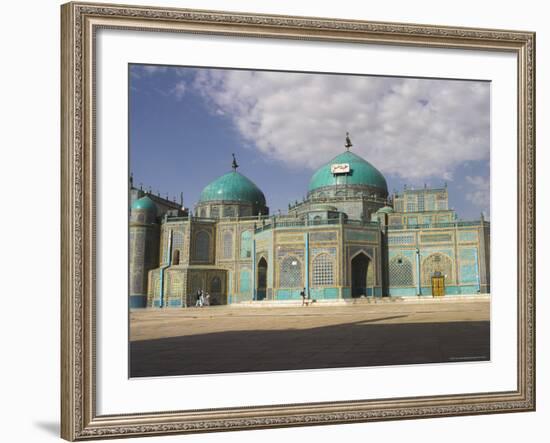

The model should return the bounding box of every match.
[199,171,266,206]
[308,151,388,194]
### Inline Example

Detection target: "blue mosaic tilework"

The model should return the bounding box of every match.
[458,231,478,242]
[345,229,377,242]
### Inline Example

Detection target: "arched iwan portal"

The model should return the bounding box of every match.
[257,257,268,300]
[351,252,372,297]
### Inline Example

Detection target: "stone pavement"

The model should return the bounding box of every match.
[130,300,490,377]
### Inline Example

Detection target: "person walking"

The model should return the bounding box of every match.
[195,290,202,307]
[300,288,307,306]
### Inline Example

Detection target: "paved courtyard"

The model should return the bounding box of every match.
[130,299,490,377]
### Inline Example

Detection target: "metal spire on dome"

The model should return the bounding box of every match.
[231,153,239,171]
[345,132,353,150]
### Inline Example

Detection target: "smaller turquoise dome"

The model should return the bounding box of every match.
[131,196,157,214]
[199,171,266,206]
[377,206,394,214]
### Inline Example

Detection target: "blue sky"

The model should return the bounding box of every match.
[130,64,490,219]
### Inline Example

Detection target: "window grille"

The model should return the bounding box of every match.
[312,253,334,286]
[172,230,184,249]
[389,256,414,286]
[223,231,233,258]
[279,256,302,288]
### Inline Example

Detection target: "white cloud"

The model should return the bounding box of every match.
[141,65,167,76]
[130,65,168,80]
[170,80,186,101]
[465,175,490,212]
[192,70,490,181]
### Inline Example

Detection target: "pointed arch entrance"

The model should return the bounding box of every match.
[351,252,373,297]
[257,257,268,300]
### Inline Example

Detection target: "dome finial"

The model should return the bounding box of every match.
[345,132,353,151]
[231,153,239,171]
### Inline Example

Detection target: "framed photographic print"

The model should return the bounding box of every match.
[61,1,535,440]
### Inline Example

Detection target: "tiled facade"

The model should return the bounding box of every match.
[129,148,490,308]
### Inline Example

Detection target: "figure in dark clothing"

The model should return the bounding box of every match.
[300,288,307,306]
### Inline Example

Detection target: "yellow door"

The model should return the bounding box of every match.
[431,276,445,297]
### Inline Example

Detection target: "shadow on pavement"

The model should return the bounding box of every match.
[130,319,490,377]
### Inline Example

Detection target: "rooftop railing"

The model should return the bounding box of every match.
[163,213,489,232]
[288,194,389,210]
[254,217,380,233]
[164,214,271,223]
[387,220,489,230]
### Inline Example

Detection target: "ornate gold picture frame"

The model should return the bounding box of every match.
[61,2,535,440]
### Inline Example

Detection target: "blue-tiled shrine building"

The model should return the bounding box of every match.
[129,141,490,308]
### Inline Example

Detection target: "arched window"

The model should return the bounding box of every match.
[240,230,252,258]
[172,249,180,265]
[210,276,222,294]
[388,256,414,286]
[257,257,268,291]
[422,253,453,286]
[195,231,210,261]
[223,231,233,259]
[312,253,334,286]
[279,256,302,288]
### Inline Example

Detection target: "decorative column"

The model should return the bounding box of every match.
[474,248,480,293]
[415,247,421,296]
[159,229,172,307]
[252,238,256,300]
[305,232,310,299]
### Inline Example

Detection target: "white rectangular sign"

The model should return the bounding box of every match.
[331,163,350,174]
